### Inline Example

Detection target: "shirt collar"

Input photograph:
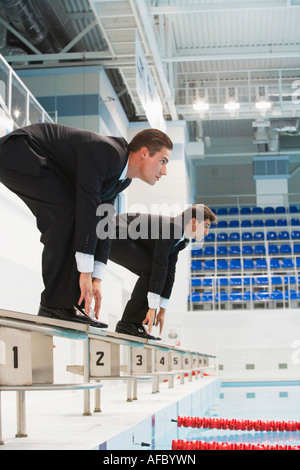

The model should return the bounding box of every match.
[119,158,129,180]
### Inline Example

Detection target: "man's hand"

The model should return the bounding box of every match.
[155,307,166,335]
[78,273,102,318]
[142,308,156,334]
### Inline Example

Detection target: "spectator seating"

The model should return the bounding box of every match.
[189,204,300,310]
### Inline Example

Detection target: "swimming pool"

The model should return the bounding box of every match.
[177,381,300,448]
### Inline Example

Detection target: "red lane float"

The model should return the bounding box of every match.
[172,439,300,451]
[176,416,300,432]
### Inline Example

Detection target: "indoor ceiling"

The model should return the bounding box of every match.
[0,0,300,146]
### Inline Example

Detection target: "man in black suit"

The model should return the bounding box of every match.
[109,205,216,339]
[0,123,173,327]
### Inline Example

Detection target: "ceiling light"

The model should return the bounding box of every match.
[193,100,209,112]
[255,100,272,111]
[224,101,240,111]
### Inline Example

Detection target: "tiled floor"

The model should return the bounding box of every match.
[0,376,218,450]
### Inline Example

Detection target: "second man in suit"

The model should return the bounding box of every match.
[108,205,216,339]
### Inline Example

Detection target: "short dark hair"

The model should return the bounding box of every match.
[128,129,173,156]
[181,204,217,225]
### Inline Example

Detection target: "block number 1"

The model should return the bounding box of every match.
[12,346,18,369]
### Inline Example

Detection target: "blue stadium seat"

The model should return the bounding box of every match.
[257,291,270,301]
[229,292,243,302]
[256,259,268,269]
[296,258,300,268]
[202,292,213,302]
[216,277,229,286]
[282,258,294,268]
[280,244,292,255]
[242,245,253,255]
[291,218,300,226]
[253,219,264,227]
[256,277,269,285]
[284,276,296,285]
[217,260,228,270]
[271,276,282,285]
[240,207,251,215]
[285,290,299,300]
[230,232,240,241]
[203,278,213,287]
[241,220,252,227]
[188,292,201,302]
[217,208,228,215]
[252,207,263,214]
[254,231,264,241]
[278,231,289,240]
[294,244,300,254]
[217,233,228,242]
[230,277,242,286]
[229,220,239,228]
[264,207,275,214]
[230,259,241,270]
[205,233,215,242]
[192,248,203,256]
[216,292,229,302]
[217,246,228,256]
[229,207,239,215]
[265,219,276,227]
[277,218,287,226]
[242,232,253,241]
[275,206,286,214]
[292,231,300,240]
[268,244,279,255]
[289,205,299,213]
[270,259,280,269]
[191,278,202,287]
[271,290,283,300]
[244,291,256,301]
[217,220,228,228]
[267,231,277,240]
[191,260,202,271]
[254,245,266,255]
[244,277,255,285]
[244,259,254,269]
[229,245,240,256]
[204,246,215,256]
[204,260,215,270]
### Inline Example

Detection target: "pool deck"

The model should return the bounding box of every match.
[0,376,220,451]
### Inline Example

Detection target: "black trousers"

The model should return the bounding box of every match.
[0,137,80,309]
[109,239,153,324]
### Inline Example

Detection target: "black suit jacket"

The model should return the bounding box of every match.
[0,123,131,263]
[114,213,189,299]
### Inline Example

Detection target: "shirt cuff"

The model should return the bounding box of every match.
[93,261,106,280]
[75,252,94,273]
[147,292,161,309]
[160,297,169,309]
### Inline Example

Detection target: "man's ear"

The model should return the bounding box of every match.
[139,147,149,159]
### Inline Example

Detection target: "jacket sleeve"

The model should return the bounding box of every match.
[74,141,120,257]
[160,252,178,299]
[149,237,175,296]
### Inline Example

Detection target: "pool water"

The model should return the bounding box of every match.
[178,382,300,448]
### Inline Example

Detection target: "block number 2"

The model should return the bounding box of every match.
[96,351,104,367]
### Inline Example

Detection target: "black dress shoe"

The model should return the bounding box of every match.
[38,305,108,329]
[115,321,160,340]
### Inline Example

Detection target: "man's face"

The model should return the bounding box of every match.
[187,218,211,241]
[139,147,171,185]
